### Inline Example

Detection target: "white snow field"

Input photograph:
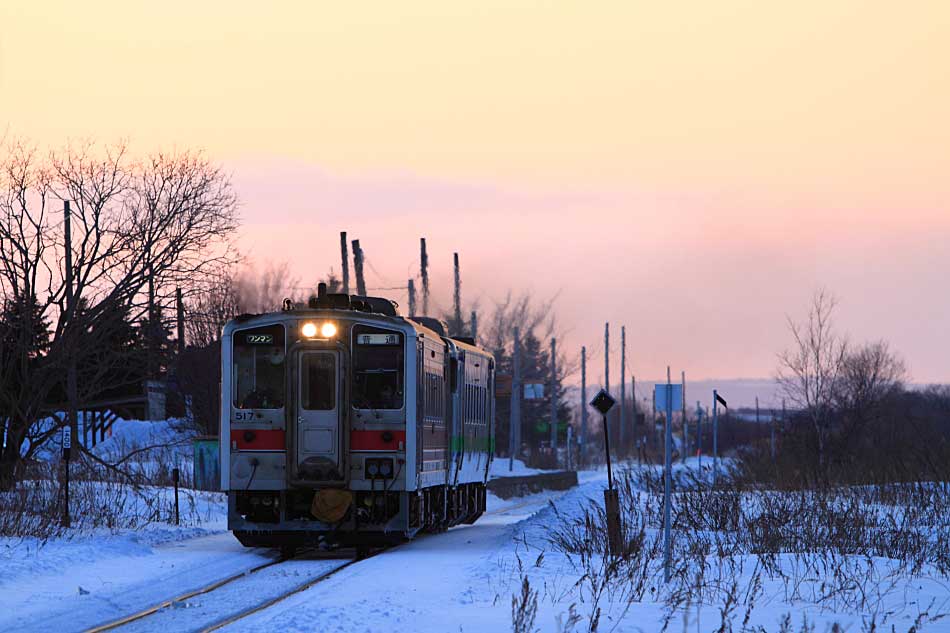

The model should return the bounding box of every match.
[4,426,949,633]
[6,472,948,632]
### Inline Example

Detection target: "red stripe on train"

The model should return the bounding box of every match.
[351,430,406,451]
[230,429,286,450]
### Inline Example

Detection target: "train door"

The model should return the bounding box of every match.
[296,350,343,481]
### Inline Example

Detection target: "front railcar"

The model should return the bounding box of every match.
[220,292,494,549]
[221,302,420,548]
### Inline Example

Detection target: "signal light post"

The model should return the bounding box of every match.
[590,389,621,557]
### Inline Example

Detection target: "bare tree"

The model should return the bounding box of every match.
[185,267,241,349]
[833,340,906,450]
[777,289,847,468]
[0,140,238,489]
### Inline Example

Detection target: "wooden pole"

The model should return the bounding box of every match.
[63,200,75,528]
[340,231,350,295]
[453,252,462,335]
[632,375,638,464]
[147,262,156,380]
[420,237,429,315]
[620,326,626,455]
[508,327,522,471]
[681,371,687,464]
[770,403,776,462]
[663,366,673,582]
[580,346,587,467]
[176,287,185,355]
[652,386,657,453]
[352,239,366,296]
[549,337,557,455]
[713,389,719,485]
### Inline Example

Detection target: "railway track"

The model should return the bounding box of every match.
[84,548,370,633]
[84,498,548,633]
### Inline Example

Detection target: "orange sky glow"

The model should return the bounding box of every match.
[2,1,948,389]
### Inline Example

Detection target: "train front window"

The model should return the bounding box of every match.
[233,325,286,409]
[301,353,336,410]
[352,325,403,410]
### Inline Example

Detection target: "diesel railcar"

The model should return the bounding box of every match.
[220,284,495,549]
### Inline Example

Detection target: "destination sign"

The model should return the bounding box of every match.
[245,334,274,344]
[357,333,400,345]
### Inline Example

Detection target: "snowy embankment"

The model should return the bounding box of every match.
[5,425,949,633]
[226,471,950,633]
[2,417,232,630]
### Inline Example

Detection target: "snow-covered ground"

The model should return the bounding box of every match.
[0,490,233,631]
[489,457,548,478]
[4,454,949,632]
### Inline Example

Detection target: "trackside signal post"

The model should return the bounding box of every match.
[713,390,728,486]
[590,389,621,557]
[655,370,682,583]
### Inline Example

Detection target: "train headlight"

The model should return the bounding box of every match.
[301,322,318,338]
[320,322,337,338]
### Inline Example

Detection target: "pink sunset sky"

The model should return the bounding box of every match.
[1,2,948,384]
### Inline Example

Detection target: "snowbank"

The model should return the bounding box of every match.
[489,457,548,479]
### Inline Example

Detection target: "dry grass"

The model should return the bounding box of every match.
[543,465,950,632]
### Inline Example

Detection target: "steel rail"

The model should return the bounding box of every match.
[84,557,286,633]
[198,557,362,632]
[84,495,549,632]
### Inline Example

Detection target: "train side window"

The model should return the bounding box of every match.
[352,325,404,410]
[233,325,286,409]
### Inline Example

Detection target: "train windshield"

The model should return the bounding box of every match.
[352,325,404,410]
[233,324,286,409]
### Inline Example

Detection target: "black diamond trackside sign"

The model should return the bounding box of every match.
[590,389,616,415]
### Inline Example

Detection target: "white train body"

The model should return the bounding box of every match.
[220,290,494,547]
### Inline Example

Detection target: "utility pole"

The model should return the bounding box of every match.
[508,327,522,471]
[663,366,673,583]
[420,237,429,315]
[407,279,416,316]
[620,326,626,456]
[340,231,350,294]
[470,310,477,342]
[713,389,720,486]
[776,399,785,461]
[176,287,185,355]
[352,239,366,296]
[631,375,638,464]
[696,400,703,468]
[681,371,687,464]
[549,337,558,457]
[770,400,777,462]
[147,262,156,380]
[580,346,587,467]
[63,200,75,528]
[604,323,611,464]
[652,389,657,452]
[453,253,462,335]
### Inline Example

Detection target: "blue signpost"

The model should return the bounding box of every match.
[655,372,683,583]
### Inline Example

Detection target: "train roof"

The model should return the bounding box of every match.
[223,304,491,359]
